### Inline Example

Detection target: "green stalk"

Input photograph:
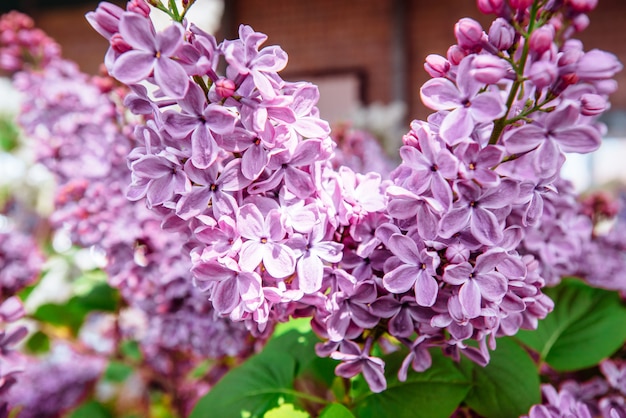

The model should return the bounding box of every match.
[488,0,541,145]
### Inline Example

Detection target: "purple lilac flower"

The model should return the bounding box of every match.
[0,227,43,299]
[6,344,105,418]
[85,0,622,393]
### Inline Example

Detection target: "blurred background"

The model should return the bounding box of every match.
[1,0,626,189]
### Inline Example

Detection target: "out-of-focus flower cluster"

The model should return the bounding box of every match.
[0,11,60,73]
[525,357,626,418]
[0,211,44,414]
[0,9,254,416]
[86,0,621,393]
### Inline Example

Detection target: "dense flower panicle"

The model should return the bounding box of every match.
[525,358,626,418]
[0,297,28,413]
[330,124,395,176]
[0,11,60,73]
[5,344,105,418]
[5,15,255,410]
[86,0,622,392]
[0,227,43,298]
[574,191,626,295]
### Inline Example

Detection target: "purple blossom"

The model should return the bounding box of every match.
[331,340,387,393]
[113,12,188,98]
[504,103,601,178]
[382,234,440,307]
[237,204,296,279]
[443,250,508,318]
[420,56,506,144]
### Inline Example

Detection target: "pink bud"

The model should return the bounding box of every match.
[529,26,554,55]
[580,93,606,116]
[454,18,485,51]
[470,55,509,84]
[477,0,505,14]
[577,49,623,81]
[527,60,558,89]
[572,14,590,32]
[424,54,450,77]
[215,78,236,98]
[127,0,151,17]
[488,18,515,50]
[447,45,467,66]
[111,33,132,54]
[509,0,533,10]
[0,297,24,323]
[85,2,124,40]
[567,0,598,13]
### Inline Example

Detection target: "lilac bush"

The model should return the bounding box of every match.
[84,0,621,395]
[0,0,625,416]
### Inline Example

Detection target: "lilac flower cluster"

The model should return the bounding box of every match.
[380,0,621,373]
[575,190,626,295]
[87,0,621,392]
[525,358,626,418]
[0,227,43,299]
[5,344,105,418]
[0,227,43,412]
[0,296,28,416]
[0,11,60,73]
[330,124,395,176]
[5,11,253,407]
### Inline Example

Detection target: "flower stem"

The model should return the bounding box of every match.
[489,0,541,145]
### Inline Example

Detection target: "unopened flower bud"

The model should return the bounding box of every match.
[215,78,236,98]
[594,79,618,95]
[470,55,509,84]
[424,54,450,78]
[0,297,25,322]
[577,49,623,81]
[488,18,515,50]
[127,0,151,18]
[528,60,558,89]
[447,45,467,65]
[454,18,485,51]
[529,26,554,55]
[580,93,607,116]
[572,14,590,32]
[477,0,505,15]
[567,0,598,13]
[509,0,533,10]
[110,33,132,54]
[85,2,124,40]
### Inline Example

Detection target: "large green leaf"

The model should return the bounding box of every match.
[352,349,471,418]
[319,403,355,418]
[516,279,626,371]
[459,337,540,418]
[264,403,309,418]
[190,349,297,418]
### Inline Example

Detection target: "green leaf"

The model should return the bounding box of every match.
[264,403,309,418]
[319,403,355,418]
[189,349,297,418]
[459,337,540,418]
[515,278,626,371]
[352,349,471,418]
[265,319,319,375]
[25,330,50,354]
[69,401,112,418]
[0,117,19,152]
[74,282,120,312]
[120,340,143,362]
[32,299,88,334]
[104,361,134,383]
[191,326,330,418]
